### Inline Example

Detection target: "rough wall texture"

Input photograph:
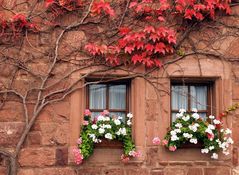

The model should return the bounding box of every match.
[0,1,239,175]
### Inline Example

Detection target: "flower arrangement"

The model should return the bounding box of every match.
[73,109,140,164]
[153,109,233,159]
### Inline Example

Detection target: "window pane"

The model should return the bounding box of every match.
[89,84,106,109]
[198,112,207,121]
[109,85,126,110]
[190,86,207,110]
[91,112,101,120]
[171,85,188,110]
[171,112,177,123]
[110,112,126,121]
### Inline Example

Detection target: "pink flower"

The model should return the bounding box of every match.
[121,154,130,163]
[169,145,177,152]
[83,120,89,126]
[72,147,84,165]
[129,150,142,158]
[84,109,91,116]
[162,139,168,146]
[152,137,161,145]
[101,110,109,116]
[77,138,82,145]
[207,133,214,141]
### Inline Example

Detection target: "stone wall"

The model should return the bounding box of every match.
[0,1,239,175]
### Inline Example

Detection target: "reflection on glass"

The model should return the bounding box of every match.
[190,86,207,110]
[89,85,106,109]
[171,85,188,110]
[109,85,126,110]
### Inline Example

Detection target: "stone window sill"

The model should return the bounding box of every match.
[95,139,123,149]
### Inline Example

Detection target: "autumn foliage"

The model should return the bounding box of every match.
[0,0,232,67]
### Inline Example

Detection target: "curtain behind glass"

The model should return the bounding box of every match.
[109,85,126,110]
[171,85,188,110]
[89,84,106,109]
[190,86,207,110]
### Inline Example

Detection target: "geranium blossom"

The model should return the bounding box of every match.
[160,109,233,159]
[152,137,161,145]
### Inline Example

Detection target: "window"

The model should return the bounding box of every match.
[86,81,129,121]
[171,80,214,123]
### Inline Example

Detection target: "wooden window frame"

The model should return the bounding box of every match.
[170,79,215,124]
[170,79,215,148]
[86,81,130,118]
[85,79,131,148]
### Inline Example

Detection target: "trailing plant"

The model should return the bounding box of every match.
[153,109,233,159]
[73,109,141,164]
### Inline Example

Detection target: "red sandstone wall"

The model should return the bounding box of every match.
[0,1,239,175]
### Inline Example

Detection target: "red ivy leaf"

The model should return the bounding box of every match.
[195,12,204,21]
[145,44,154,52]
[154,59,162,67]
[45,0,54,8]
[149,33,159,42]
[142,57,154,67]
[135,41,144,50]
[144,26,155,34]
[132,54,143,64]
[154,42,166,54]
[129,2,138,8]
[119,27,131,35]
[91,0,115,17]
[184,9,196,20]
[125,45,135,54]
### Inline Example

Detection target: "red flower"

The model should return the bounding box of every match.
[84,109,91,116]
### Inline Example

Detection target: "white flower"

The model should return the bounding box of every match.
[182,115,190,121]
[176,113,183,118]
[127,120,132,126]
[175,123,182,128]
[205,128,213,134]
[114,119,121,125]
[220,129,224,133]
[171,135,179,141]
[209,115,215,119]
[105,133,113,140]
[104,117,110,121]
[211,153,218,159]
[170,130,177,136]
[118,116,123,120]
[213,119,221,125]
[192,113,200,120]
[227,137,234,144]
[98,128,105,134]
[127,113,133,119]
[189,138,198,144]
[208,124,215,130]
[89,133,96,139]
[104,124,111,129]
[179,109,186,113]
[223,151,230,155]
[175,129,181,133]
[183,133,193,139]
[92,124,98,130]
[201,148,209,154]
[209,146,215,150]
[225,128,232,135]
[192,108,198,113]
[189,124,198,132]
[116,128,127,136]
[97,115,105,121]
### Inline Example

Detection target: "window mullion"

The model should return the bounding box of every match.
[188,85,191,112]
[106,84,109,110]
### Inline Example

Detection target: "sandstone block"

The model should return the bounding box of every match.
[19,148,56,167]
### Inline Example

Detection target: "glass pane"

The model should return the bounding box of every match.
[109,85,126,110]
[198,112,207,121]
[89,84,106,109]
[110,112,126,121]
[171,85,188,110]
[171,112,177,123]
[91,112,101,120]
[190,86,207,110]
